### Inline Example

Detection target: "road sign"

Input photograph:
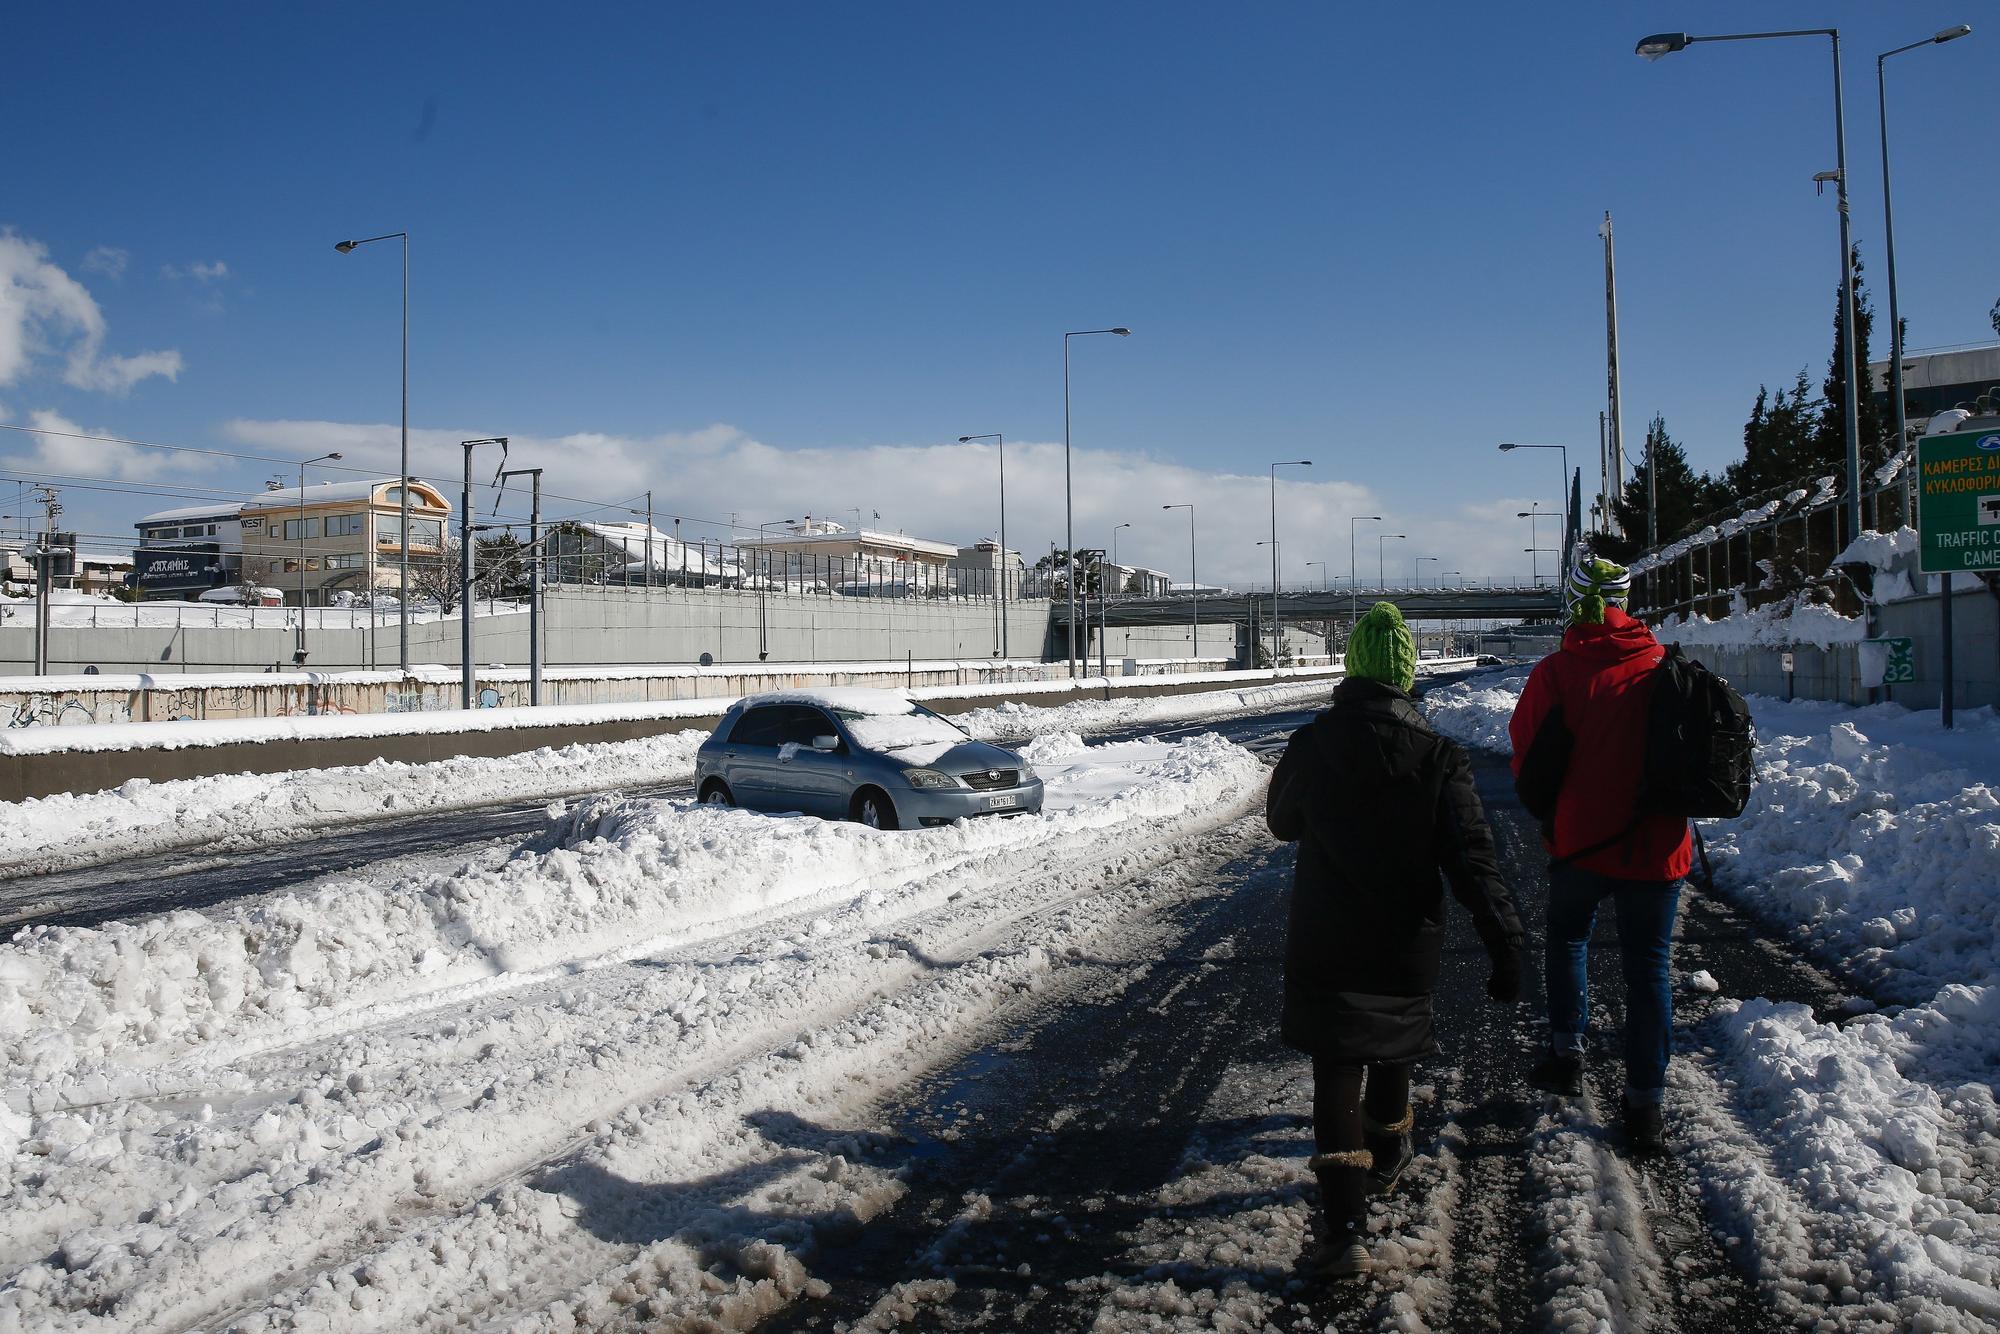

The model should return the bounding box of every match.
[1780,651,1795,674]
[1917,428,2000,574]
[1860,637,1915,687]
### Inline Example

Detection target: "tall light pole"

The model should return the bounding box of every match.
[1499,442,1571,568]
[294,451,343,664]
[1063,327,1131,676]
[1110,521,1132,572]
[1417,555,1440,587]
[334,231,410,672]
[1306,560,1327,589]
[1878,22,1972,729]
[1349,514,1382,628]
[1637,26,1863,544]
[1162,502,1197,660]
[959,434,1008,657]
[1269,459,1311,664]
[1378,533,1406,586]
[496,467,543,704]
[459,437,507,709]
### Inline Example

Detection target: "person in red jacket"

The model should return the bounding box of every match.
[1508,555,1689,1152]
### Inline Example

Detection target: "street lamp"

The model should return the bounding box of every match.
[1349,514,1382,627]
[1257,539,1282,666]
[334,231,411,672]
[1636,25,1864,544]
[1305,560,1327,589]
[1269,459,1311,664]
[1162,503,1197,660]
[1110,521,1132,571]
[755,518,798,661]
[1378,534,1405,586]
[293,451,343,663]
[458,437,508,708]
[1416,555,1440,587]
[959,434,1008,657]
[1519,507,1552,585]
[1878,22,1972,730]
[1063,327,1131,677]
[1498,442,1571,566]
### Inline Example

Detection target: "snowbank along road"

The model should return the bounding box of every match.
[1,668,1995,1330]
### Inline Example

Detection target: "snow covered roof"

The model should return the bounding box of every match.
[241,479,448,511]
[737,527,960,559]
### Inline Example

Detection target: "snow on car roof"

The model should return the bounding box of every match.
[742,687,919,716]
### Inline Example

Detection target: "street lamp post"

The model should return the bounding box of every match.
[1305,560,1326,589]
[1879,24,1972,730]
[1162,503,1197,660]
[1348,514,1382,630]
[334,231,411,672]
[959,434,1008,658]
[1417,555,1440,587]
[1498,442,1570,566]
[293,451,343,663]
[1637,26,1864,545]
[1269,459,1311,664]
[1063,328,1131,677]
[1378,533,1406,586]
[458,437,508,709]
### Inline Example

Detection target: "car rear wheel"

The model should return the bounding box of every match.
[700,780,735,808]
[852,787,899,831]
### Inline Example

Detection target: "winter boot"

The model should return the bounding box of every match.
[1363,1106,1415,1196]
[1622,1098,1667,1155]
[1305,1151,1373,1281]
[1528,1051,1584,1097]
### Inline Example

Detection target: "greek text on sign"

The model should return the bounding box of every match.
[1916,429,2000,574]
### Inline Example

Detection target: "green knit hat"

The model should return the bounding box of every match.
[1347,602,1416,693]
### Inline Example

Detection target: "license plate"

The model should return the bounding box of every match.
[984,793,1019,810]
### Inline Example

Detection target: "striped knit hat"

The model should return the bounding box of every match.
[1566,555,1631,625]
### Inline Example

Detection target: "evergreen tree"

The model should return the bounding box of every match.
[1610,415,1728,546]
[1813,244,1885,480]
[1726,369,1819,500]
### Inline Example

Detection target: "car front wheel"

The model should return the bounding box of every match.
[700,780,735,808]
[852,787,899,831]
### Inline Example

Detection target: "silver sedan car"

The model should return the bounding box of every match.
[694,689,1045,829]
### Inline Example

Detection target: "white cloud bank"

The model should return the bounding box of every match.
[160,260,229,283]
[222,417,1549,588]
[0,231,182,394]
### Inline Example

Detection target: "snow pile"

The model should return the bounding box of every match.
[1684,986,2000,1330]
[0,735,1263,1099]
[958,674,1342,739]
[1654,589,1867,651]
[1422,668,1532,754]
[1703,700,2000,1002]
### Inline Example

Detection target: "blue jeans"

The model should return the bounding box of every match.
[1545,864,1682,1103]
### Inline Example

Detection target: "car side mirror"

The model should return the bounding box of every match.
[811,735,840,752]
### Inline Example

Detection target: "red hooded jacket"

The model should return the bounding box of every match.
[1507,608,1693,881]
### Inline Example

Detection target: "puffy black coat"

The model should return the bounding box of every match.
[1266,677,1523,1063]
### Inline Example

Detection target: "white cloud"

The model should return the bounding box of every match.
[0,230,183,394]
[160,260,229,283]
[81,247,130,280]
[223,417,1450,588]
[1,409,215,483]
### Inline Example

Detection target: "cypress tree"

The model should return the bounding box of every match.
[1814,244,1885,479]
[1612,415,1729,545]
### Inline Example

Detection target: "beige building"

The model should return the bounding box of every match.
[240,479,452,605]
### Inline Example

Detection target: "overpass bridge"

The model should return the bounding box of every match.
[1053,584,1563,628]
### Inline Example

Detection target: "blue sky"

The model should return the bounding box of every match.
[2,2,1993,586]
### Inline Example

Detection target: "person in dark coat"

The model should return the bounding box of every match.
[1267,602,1524,1281]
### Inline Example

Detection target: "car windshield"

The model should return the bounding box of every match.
[833,705,967,754]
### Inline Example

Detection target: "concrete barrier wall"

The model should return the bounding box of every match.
[0,655,1238,728]
[0,668,1356,802]
[0,588,1063,676]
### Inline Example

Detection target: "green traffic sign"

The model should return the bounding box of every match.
[1877,637,1915,685]
[1917,427,2000,574]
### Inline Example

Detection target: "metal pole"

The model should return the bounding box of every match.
[1189,507,1197,661]
[460,448,474,708]
[529,472,542,705]
[999,436,1007,658]
[297,460,308,660]
[1064,337,1076,676]
[1270,465,1280,664]
[1831,32,1862,546]
[1601,212,1626,532]
[399,234,410,672]
[646,490,654,592]
[1941,573,1955,729]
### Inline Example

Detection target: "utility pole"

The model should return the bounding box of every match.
[645,490,654,590]
[459,438,508,709]
[31,486,59,676]
[1600,212,1627,536]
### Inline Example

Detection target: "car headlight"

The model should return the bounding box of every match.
[901,767,959,790]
